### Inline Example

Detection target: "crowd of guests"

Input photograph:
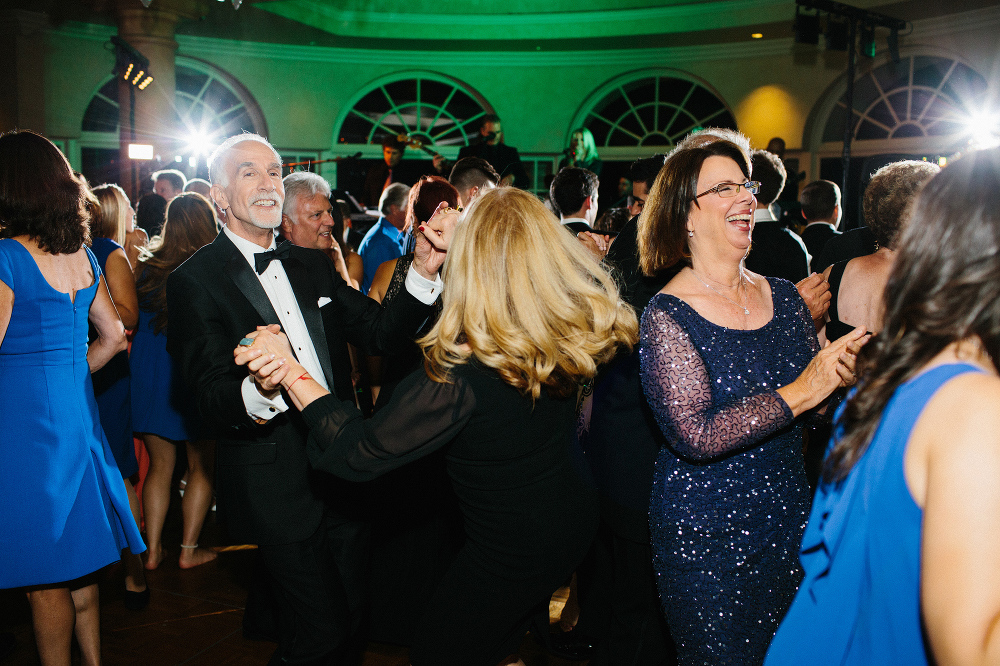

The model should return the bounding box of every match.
[2,123,999,666]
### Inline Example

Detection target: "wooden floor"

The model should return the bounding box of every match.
[0,491,585,666]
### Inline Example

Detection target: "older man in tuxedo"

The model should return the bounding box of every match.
[166,133,448,665]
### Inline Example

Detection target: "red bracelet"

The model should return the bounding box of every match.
[286,372,310,390]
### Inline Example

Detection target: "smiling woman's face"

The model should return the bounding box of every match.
[686,156,757,257]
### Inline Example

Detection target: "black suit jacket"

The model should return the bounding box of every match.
[744,220,811,283]
[456,142,529,187]
[166,231,433,545]
[800,224,840,273]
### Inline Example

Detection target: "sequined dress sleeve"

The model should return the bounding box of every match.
[639,299,796,462]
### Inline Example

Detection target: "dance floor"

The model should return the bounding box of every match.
[0,491,582,666]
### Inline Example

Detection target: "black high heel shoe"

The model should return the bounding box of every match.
[123,587,150,611]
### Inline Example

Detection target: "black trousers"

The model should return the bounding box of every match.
[246,512,370,666]
[577,501,676,666]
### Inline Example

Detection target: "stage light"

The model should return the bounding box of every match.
[183,131,216,156]
[128,144,154,160]
[964,110,1000,149]
[111,36,153,90]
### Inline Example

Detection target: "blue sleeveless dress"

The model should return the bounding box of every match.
[0,239,145,588]
[129,272,203,441]
[89,236,138,477]
[764,363,983,665]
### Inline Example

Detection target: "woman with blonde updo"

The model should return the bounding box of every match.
[237,187,637,666]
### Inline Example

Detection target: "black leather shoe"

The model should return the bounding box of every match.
[546,629,596,661]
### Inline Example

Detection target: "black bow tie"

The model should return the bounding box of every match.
[254,241,292,274]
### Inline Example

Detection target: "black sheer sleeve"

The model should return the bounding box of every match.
[638,304,795,462]
[300,367,475,481]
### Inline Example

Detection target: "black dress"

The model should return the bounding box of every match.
[300,360,599,666]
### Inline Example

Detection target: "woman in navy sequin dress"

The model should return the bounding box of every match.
[635,141,868,665]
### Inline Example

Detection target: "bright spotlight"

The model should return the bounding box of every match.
[964,109,1000,149]
[184,131,216,156]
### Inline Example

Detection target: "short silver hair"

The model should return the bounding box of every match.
[379,182,410,217]
[207,133,281,187]
[282,171,332,218]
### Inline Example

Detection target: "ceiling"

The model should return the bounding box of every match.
[39,0,1000,52]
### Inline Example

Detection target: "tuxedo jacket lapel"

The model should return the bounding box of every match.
[283,253,335,391]
[218,234,282,326]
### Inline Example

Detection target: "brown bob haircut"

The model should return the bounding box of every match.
[637,139,750,275]
[0,130,90,254]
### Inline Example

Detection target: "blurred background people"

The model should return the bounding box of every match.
[448,156,499,208]
[151,168,186,203]
[456,114,528,187]
[744,149,810,283]
[767,147,1000,666]
[358,182,410,294]
[90,182,149,609]
[135,191,167,238]
[0,130,144,664]
[281,171,362,289]
[798,180,842,274]
[131,193,219,571]
[820,161,939,343]
[559,127,603,176]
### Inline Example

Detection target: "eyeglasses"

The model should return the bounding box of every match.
[693,180,760,200]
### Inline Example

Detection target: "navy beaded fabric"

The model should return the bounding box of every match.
[639,277,816,665]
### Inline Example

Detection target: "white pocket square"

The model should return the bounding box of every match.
[317,296,332,308]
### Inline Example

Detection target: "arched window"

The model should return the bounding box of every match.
[82,56,266,142]
[821,55,988,144]
[573,70,737,152]
[335,73,493,149]
[79,57,266,184]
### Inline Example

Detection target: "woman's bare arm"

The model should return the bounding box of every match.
[0,279,12,346]
[88,275,127,372]
[103,248,139,329]
[912,372,1000,666]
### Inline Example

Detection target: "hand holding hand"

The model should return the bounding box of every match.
[577,231,611,260]
[234,325,299,393]
[412,201,461,280]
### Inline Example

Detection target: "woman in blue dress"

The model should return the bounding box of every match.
[131,193,219,570]
[766,147,1000,665]
[91,182,149,606]
[0,130,145,664]
[635,139,868,665]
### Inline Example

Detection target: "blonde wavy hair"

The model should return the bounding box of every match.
[420,187,638,399]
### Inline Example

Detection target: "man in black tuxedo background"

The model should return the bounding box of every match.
[166,133,448,665]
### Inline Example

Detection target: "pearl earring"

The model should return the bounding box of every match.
[688,229,694,237]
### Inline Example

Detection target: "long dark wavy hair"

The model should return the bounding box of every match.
[823,147,1000,483]
[136,193,218,334]
[0,131,90,254]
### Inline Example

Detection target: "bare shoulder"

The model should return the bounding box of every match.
[915,369,1000,462]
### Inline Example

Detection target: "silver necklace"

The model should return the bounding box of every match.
[690,268,749,315]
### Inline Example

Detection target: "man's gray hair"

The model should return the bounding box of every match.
[379,182,410,217]
[282,171,332,217]
[207,133,281,187]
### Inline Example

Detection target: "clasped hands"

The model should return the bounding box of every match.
[411,201,461,280]
[234,325,299,393]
